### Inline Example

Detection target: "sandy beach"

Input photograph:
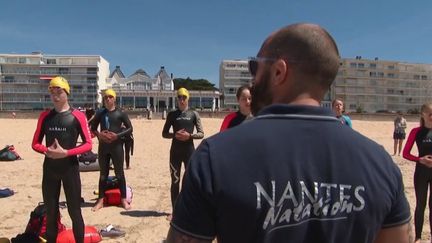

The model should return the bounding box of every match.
[0,116,428,242]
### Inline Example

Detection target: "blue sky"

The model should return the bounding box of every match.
[1,1,432,86]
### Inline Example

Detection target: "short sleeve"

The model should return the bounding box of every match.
[170,140,216,240]
[382,167,411,228]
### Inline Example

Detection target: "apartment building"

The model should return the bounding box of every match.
[0,52,109,110]
[219,59,252,110]
[218,59,334,109]
[333,57,432,113]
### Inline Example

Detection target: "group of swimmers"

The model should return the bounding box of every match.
[28,75,432,243]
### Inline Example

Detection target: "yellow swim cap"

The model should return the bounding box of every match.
[104,89,117,99]
[49,76,70,94]
[177,87,189,99]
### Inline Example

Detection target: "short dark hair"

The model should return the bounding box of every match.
[236,84,251,100]
[332,98,344,107]
[262,23,340,89]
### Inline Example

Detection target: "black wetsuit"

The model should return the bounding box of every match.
[220,111,247,131]
[162,108,204,207]
[32,108,92,243]
[120,127,134,169]
[91,108,132,200]
[403,126,432,240]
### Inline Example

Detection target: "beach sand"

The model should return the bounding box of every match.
[0,116,427,242]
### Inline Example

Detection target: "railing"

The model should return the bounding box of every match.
[1,70,98,75]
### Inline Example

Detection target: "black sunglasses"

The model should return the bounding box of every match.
[248,57,277,76]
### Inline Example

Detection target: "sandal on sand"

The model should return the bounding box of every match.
[100,224,126,238]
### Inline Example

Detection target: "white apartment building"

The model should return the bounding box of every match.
[219,59,333,109]
[0,52,109,110]
[219,59,252,110]
[333,57,432,113]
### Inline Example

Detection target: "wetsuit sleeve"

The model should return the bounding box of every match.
[344,115,352,128]
[220,112,236,132]
[402,127,420,162]
[67,110,92,156]
[191,111,204,139]
[162,112,174,139]
[90,109,103,136]
[170,140,216,240]
[31,111,50,154]
[116,112,133,138]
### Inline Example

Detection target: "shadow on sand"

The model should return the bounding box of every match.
[120,210,170,218]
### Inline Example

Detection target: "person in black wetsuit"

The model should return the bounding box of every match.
[403,102,432,243]
[220,84,252,131]
[120,124,134,169]
[162,87,204,216]
[90,89,133,211]
[32,76,92,243]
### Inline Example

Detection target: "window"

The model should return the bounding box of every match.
[414,75,420,80]
[377,72,384,77]
[387,73,395,78]
[369,63,377,69]
[18,58,26,64]
[4,76,14,83]
[87,68,97,74]
[59,68,69,74]
[387,89,394,94]
[87,77,97,84]
[47,59,56,64]
[370,72,377,77]
[422,75,427,80]
[350,63,357,68]
[387,65,395,70]
[358,63,365,68]
[349,104,357,109]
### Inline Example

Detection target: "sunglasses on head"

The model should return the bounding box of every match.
[248,57,278,76]
[177,95,188,100]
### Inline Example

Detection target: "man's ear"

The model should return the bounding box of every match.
[271,59,289,86]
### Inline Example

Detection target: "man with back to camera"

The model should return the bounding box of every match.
[162,87,204,220]
[166,23,412,243]
[91,89,133,211]
[32,76,92,243]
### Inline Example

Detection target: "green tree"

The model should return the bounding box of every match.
[173,77,217,91]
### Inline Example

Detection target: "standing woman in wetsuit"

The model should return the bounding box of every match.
[403,102,432,243]
[162,87,204,216]
[91,89,133,211]
[32,76,92,243]
[220,84,252,131]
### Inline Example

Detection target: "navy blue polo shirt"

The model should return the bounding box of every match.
[171,104,411,243]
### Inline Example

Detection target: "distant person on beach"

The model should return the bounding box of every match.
[166,23,411,243]
[220,84,252,131]
[332,98,352,127]
[32,76,92,243]
[162,87,204,219]
[91,89,133,211]
[393,112,407,156]
[403,102,432,243]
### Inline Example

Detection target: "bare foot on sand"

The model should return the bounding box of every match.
[122,199,131,210]
[92,199,104,212]
[166,214,172,221]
